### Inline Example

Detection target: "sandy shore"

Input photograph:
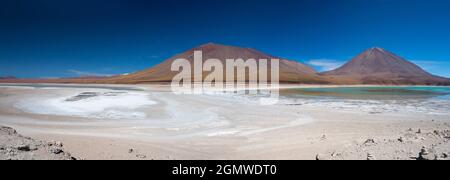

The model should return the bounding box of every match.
[0,83,449,160]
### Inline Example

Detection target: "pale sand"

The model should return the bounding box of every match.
[0,84,449,160]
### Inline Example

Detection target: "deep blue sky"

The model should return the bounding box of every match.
[1,0,449,78]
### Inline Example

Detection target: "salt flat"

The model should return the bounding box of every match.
[0,84,449,160]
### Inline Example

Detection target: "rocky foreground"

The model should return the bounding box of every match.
[0,126,76,160]
[1,125,450,160]
[317,127,450,160]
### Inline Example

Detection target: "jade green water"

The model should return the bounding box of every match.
[281,86,450,100]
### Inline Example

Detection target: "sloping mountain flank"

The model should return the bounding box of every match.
[322,47,450,85]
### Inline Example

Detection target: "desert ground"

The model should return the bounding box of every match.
[0,83,449,160]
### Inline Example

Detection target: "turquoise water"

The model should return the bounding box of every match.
[281,86,450,100]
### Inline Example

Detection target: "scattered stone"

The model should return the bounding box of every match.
[407,128,413,132]
[16,144,31,151]
[363,138,376,146]
[433,130,450,139]
[397,137,404,143]
[417,129,422,134]
[315,154,322,160]
[128,148,134,153]
[320,135,327,141]
[441,152,448,158]
[0,126,75,160]
[55,141,63,147]
[420,147,428,155]
[331,152,338,157]
[418,147,437,160]
[367,153,375,160]
[48,141,63,147]
[50,147,63,154]
[1,126,17,135]
[136,154,146,159]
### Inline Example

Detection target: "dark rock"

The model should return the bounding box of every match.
[367,153,375,160]
[0,126,17,135]
[363,138,376,146]
[55,141,63,147]
[1,126,77,160]
[418,147,437,160]
[48,141,63,147]
[16,144,31,151]
[433,130,450,139]
[50,147,63,154]
[315,154,321,160]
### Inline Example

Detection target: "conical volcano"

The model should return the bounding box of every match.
[322,47,450,85]
[104,43,326,84]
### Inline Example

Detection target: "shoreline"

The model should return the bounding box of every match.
[1,82,450,87]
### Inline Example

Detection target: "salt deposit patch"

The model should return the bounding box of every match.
[15,91,156,119]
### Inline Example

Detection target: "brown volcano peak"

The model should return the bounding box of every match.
[101,43,326,84]
[322,47,450,85]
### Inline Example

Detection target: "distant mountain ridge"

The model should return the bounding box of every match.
[0,76,16,80]
[0,44,449,85]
